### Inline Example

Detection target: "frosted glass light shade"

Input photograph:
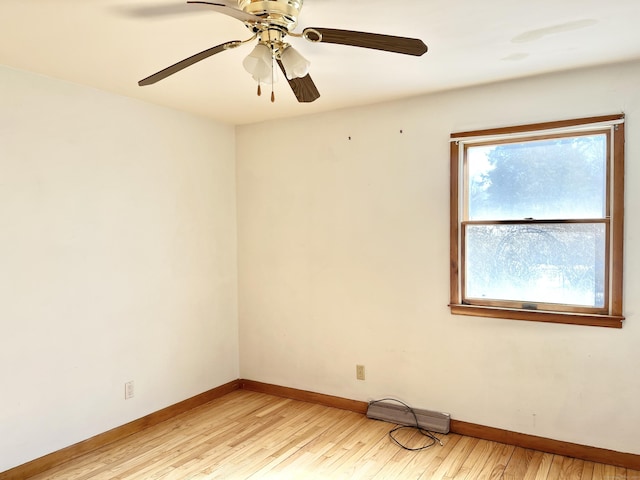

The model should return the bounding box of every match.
[280,46,310,79]
[243,44,277,84]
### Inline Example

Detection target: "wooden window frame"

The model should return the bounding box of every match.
[449,114,625,328]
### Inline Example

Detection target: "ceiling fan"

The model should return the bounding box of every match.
[138,0,428,103]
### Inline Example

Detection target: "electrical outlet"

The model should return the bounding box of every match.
[356,365,365,381]
[125,381,134,400]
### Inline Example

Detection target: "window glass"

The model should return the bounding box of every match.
[467,134,607,221]
[465,223,606,307]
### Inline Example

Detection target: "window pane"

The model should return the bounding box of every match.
[465,223,606,307]
[468,134,607,220]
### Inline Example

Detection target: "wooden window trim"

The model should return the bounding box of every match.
[449,114,625,328]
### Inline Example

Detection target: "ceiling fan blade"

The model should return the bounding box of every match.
[193,0,240,7]
[117,4,196,18]
[303,28,428,56]
[186,1,263,23]
[139,40,239,86]
[117,1,243,19]
[277,60,320,103]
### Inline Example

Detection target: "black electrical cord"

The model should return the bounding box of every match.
[368,398,444,452]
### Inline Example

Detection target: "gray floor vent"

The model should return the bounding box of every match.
[366,401,450,434]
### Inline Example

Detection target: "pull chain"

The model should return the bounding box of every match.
[270,54,275,103]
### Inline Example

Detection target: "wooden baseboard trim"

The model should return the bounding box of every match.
[450,420,640,471]
[239,379,640,471]
[0,379,241,480]
[240,379,369,414]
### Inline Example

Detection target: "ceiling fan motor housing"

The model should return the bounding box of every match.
[238,0,303,30]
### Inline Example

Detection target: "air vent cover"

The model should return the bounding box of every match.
[366,401,450,434]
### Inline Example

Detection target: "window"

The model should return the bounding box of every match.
[449,115,625,328]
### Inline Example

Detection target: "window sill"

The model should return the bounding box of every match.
[449,304,624,329]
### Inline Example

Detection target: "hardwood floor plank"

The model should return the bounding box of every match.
[308,420,394,478]
[218,408,354,478]
[403,434,463,479]
[22,391,635,480]
[55,391,266,480]
[366,431,428,480]
[171,398,322,471]
[262,415,353,475]
[429,435,479,479]
[546,455,588,480]
[452,440,500,480]
[523,451,554,480]
[592,462,626,480]
[371,434,459,480]
[579,461,596,480]
[296,417,380,478]
[192,403,332,478]
[503,447,536,480]
[290,415,375,475]
[568,458,587,479]
[614,467,628,480]
[546,455,566,479]
[354,429,435,479]
[473,441,515,480]
[591,462,607,479]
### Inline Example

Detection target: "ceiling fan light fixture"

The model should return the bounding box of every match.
[139,0,428,105]
[242,43,277,84]
[280,45,310,79]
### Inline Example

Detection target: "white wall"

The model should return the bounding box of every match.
[237,60,640,455]
[0,66,238,471]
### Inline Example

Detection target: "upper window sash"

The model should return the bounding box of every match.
[460,126,615,221]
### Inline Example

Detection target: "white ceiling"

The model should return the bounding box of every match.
[1,0,639,125]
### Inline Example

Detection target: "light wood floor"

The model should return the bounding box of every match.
[29,390,639,480]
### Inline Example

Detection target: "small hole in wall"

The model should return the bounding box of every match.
[400,129,403,134]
